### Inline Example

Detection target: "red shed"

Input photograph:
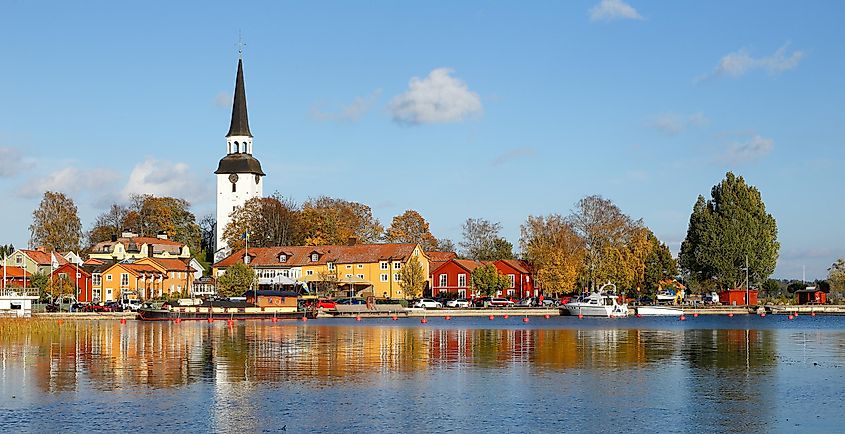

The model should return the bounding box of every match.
[431,259,538,299]
[718,289,758,306]
[795,287,827,305]
[51,263,93,302]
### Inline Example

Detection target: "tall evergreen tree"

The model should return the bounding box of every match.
[679,172,779,290]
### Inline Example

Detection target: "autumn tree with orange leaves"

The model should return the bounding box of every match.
[384,210,439,251]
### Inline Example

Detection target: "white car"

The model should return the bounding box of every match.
[413,298,443,309]
[446,299,470,308]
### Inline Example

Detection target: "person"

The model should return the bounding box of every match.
[538,294,544,306]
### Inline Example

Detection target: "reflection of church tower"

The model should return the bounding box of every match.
[214,58,265,261]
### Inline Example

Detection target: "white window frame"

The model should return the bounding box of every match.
[346,265,352,269]
[306,270,313,276]
[394,273,401,281]
[345,274,353,278]
[393,261,401,269]
[93,274,101,286]
[279,254,287,263]
[311,253,319,262]
[439,274,447,287]
[380,261,388,270]
[508,274,515,288]
[327,262,335,270]
[380,274,388,282]
[120,273,129,287]
[356,274,365,279]
[458,274,466,287]
[106,274,112,281]
[357,264,363,269]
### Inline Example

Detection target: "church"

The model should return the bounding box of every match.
[214,57,265,262]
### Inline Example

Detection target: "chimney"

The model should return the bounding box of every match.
[111,234,118,242]
[347,236,359,246]
[121,231,137,238]
[156,230,168,240]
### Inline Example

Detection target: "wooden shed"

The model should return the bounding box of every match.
[795,287,827,305]
[718,289,758,306]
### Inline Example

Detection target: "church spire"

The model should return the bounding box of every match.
[226,58,252,138]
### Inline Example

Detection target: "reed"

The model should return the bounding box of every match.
[0,317,75,340]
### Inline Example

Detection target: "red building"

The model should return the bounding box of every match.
[718,289,758,306]
[2,266,30,288]
[51,263,94,302]
[795,287,827,305]
[431,259,536,299]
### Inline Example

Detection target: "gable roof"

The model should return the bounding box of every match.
[214,243,420,268]
[137,257,191,272]
[497,259,532,274]
[19,249,69,267]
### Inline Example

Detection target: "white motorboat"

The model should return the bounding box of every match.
[562,284,629,318]
[635,305,684,316]
[656,289,677,304]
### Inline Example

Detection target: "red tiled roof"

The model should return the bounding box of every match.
[2,266,30,278]
[213,243,420,268]
[497,259,532,274]
[119,263,165,276]
[20,249,69,266]
[426,251,457,263]
[141,257,191,271]
[452,259,490,273]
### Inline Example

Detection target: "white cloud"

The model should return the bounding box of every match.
[589,0,644,22]
[389,68,482,125]
[491,147,536,166]
[18,166,119,198]
[723,134,774,163]
[214,92,232,108]
[649,112,709,135]
[122,158,212,203]
[0,147,31,178]
[699,43,804,81]
[311,90,382,122]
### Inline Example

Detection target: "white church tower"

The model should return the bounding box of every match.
[214,57,264,261]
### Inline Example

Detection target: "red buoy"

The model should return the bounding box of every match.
[788,315,794,320]
[207,318,213,323]
[120,318,127,324]
[391,315,398,320]
[420,318,428,324]
[355,315,362,321]
[578,314,584,319]
[760,313,766,317]
[544,314,551,319]
[503,314,509,319]
[227,319,234,326]
[300,316,308,322]
[728,313,734,318]
[522,317,529,323]
[679,315,686,321]
[488,315,495,320]
[271,317,278,322]
[811,311,816,317]
[794,312,799,317]
[445,315,451,320]
[693,313,699,318]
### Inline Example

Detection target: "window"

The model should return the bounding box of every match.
[244,255,251,264]
[306,270,313,276]
[345,265,352,269]
[93,274,101,286]
[394,273,401,281]
[232,182,236,193]
[345,274,353,278]
[380,274,388,282]
[327,262,335,270]
[106,274,113,281]
[356,274,364,279]
[357,264,363,269]
[311,253,319,262]
[393,261,401,269]
[508,274,516,288]
[120,273,129,286]
[279,254,287,263]
[458,274,466,287]
[380,261,388,270]
[439,274,447,287]
[58,273,68,280]
[15,255,22,264]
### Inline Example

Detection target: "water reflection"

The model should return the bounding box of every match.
[0,321,783,392]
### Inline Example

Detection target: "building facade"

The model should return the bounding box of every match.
[89,232,191,262]
[431,258,536,298]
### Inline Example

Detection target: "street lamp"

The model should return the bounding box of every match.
[740,255,750,306]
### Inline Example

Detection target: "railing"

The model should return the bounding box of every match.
[1,287,40,297]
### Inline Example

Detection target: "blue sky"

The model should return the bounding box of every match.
[1,1,842,279]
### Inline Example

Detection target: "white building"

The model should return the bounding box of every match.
[214,58,265,262]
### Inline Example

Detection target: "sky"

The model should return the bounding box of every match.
[1,0,842,280]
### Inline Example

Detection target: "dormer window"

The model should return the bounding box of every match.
[279,254,287,263]
[244,255,251,264]
[310,253,319,262]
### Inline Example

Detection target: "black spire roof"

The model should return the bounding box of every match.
[226,59,252,137]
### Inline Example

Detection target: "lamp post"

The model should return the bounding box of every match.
[741,255,750,306]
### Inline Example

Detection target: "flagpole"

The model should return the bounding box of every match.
[3,254,6,293]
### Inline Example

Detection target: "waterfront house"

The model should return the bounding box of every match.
[213,243,430,299]
[88,231,192,262]
[795,286,828,305]
[51,263,93,302]
[431,258,537,299]
[8,248,68,276]
[244,289,298,311]
[100,262,166,301]
[1,265,30,289]
[134,257,195,297]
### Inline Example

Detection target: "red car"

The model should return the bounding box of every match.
[84,303,113,312]
[316,299,337,309]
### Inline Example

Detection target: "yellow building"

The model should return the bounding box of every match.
[99,262,165,301]
[212,243,430,299]
[89,231,191,262]
[135,257,195,297]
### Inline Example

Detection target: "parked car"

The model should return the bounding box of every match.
[105,301,124,312]
[335,297,366,305]
[316,298,337,309]
[517,298,536,307]
[446,298,470,308]
[472,297,490,307]
[45,303,61,313]
[413,298,443,309]
[121,299,142,312]
[70,302,87,312]
[488,298,514,307]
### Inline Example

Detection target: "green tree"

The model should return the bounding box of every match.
[460,218,513,260]
[762,279,781,298]
[0,244,15,258]
[223,193,303,251]
[471,263,511,297]
[300,196,383,245]
[216,262,256,298]
[384,210,439,251]
[87,203,129,246]
[829,259,845,295]
[435,238,456,253]
[30,272,50,301]
[642,231,678,293]
[679,172,779,290]
[124,194,202,254]
[29,191,83,252]
[398,256,426,299]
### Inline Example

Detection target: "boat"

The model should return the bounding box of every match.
[562,283,629,318]
[137,290,311,321]
[655,289,677,304]
[634,305,685,316]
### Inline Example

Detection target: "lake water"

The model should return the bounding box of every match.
[2,316,845,433]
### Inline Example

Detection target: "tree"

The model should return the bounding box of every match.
[679,172,779,290]
[199,213,216,262]
[398,256,426,299]
[520,214,585,294]
[762,279,781,298]
[300,197,383,245]
[0,244,15,258]
[87,203,129,246]
[829,259,845,294]
[223,193,303,251]
[29,191,83,252]
[471,263,511,297]
[642,231,678,293]
[435,238,457,253]
[30,272,50,301]
[124,194,202,254]
[216,262,256,298]
[568,195,641,290]
[460,218,512,260]
[384,210,439,251]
